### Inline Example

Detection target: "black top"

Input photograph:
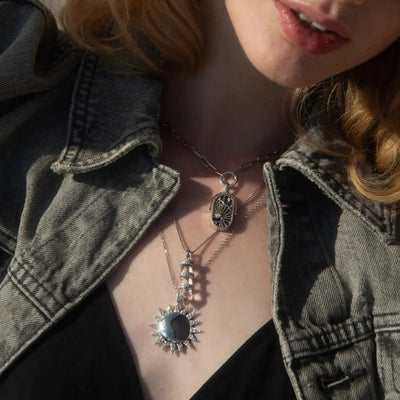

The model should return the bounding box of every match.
[0,284,297,400]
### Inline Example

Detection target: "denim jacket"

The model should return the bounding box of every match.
[1,1,400,399]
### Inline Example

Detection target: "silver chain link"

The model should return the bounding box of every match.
[203,192,267,269]
[157,187,267,293]
[161,122,288,178]
[172,183,265,255]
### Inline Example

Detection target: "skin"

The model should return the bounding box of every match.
[225,0,400,87]
[107,1,400,399]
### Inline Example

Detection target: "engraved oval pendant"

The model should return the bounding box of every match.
[209,192,237,231]
[150,303,201,354]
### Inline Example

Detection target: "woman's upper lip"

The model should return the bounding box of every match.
[276,0,351,39]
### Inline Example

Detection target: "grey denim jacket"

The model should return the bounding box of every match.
[1,1,400,399]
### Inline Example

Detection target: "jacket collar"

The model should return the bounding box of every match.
[51,52,163,174]
[53,52,398,244]
[277,137,399,245]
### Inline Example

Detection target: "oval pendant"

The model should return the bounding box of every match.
[150,304,201,354]
[209,192,237,231]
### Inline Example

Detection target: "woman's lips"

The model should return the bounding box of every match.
[272,0,350,55]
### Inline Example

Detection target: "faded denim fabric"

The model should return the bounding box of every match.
[1,1,400,399]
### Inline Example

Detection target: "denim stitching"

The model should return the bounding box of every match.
[1,184,174,377]
[263,164,309,398]
[278,157,394,247]
[374,325,400,333]
[377,334,386,394]
[288,317,373,343]
[284,332,375,362]
[8,269,52,320]
[1,171,173,377]
[0,226,16,242]
[374,312,400,317]
[12,258,63,307]
[60,125,159,168]
[56,53,98,165]
[72,54,98,158]
[0,228,17,255]
[286,150,389,230]
[0,243,13,256]
[23,156,178,260]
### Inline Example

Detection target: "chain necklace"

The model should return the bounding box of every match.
[161,122,287,231]
[150,185,267,354]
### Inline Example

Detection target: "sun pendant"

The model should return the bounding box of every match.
[150,304,202,354]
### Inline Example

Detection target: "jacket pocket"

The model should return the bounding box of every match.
[290,335,382,400]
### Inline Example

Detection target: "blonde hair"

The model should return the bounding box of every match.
[293,40,400,203]
[61,0,400,204]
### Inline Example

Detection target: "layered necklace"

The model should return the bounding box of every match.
[151,186,267,354]
[161,122,286,231]
[150,123,284,354]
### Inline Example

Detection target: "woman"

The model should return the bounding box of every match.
[0,0,399,399]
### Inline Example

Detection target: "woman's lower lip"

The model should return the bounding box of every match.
[273,0,349,55]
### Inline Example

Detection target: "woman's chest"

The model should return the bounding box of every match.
[106,218,273,400]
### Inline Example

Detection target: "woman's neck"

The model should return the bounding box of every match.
[160,1,293,166]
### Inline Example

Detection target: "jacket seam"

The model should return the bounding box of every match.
[294,150,390,230]
[58,124,158,168]
[71,54,98,160]
[287,316,372,343]
[0,226,17,242]
[0,242,13,256]
[55,52,99,166]
[278,156,393,242]
[21,169,145,259]
[0,228,16,255]
[374,312,400,316]
[284,331,375,362]
[264,164,307,400]
[0,160,180,379]
[375,325,400,333]
[8,270,52,320]
[13,257,63,307]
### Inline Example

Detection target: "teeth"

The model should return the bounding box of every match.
[296,11,332,33]
[310,21,329,32]
[298,12,312,23]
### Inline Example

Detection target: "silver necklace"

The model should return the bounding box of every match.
[151,185,267,354]
[161,122,286,231]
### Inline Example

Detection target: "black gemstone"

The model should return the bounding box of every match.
[160,312,191,343]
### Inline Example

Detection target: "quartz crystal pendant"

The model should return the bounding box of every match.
[150,301,201,354]
[178,253,195,304]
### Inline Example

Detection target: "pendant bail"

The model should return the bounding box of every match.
[220,171,238,189]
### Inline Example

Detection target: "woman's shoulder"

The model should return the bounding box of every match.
[0,0,82,102]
